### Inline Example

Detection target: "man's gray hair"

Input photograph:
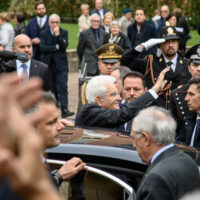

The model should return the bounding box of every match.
[49,13,60,22]
[90,13,100,21]
[86,75,116,103]
[133,106,176,145]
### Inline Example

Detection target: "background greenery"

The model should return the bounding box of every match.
[61,24,200,50]
[1,0,200,49]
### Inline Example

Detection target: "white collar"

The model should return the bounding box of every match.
[150,143,174,164]
[164,53,178,66]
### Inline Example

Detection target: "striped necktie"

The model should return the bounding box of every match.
[21,63,28,80]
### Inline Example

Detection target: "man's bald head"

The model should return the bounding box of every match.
[13,34,33,60]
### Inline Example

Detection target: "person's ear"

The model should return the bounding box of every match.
[95,96,104,107]
[141,131,151,146]
[144,87,148,92]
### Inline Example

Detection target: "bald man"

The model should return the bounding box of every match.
[6,34,51,91]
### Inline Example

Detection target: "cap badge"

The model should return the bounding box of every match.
[167,27,174,35]
[165,21,170,26]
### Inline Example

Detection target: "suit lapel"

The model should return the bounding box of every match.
[88,28,98,45]
[29,59,39,77]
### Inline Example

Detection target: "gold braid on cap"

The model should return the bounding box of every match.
[98,45,122,59]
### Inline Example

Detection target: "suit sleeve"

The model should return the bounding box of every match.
[75,92,155,128]
[77,32,86,63]
[57,30,68,51]
[40,31,57,53]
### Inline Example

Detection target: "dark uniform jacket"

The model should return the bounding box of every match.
[121,48,190,108]
[170,84,199,147]
[136,146,200,200]
[75,91,155,128]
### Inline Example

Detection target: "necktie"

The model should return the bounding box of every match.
[21,63,28,80]
[194,119,200,146]
[167,61,173,67]
[95,30,99,42]
[167,61,175,72]
[39,18,42,28]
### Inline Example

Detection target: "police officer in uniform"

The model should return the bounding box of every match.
[78,43,124,109]
[121,24,190,108]
[170,44,200,146]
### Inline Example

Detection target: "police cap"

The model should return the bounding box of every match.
[159,24,180,41]
[185,44,200,64]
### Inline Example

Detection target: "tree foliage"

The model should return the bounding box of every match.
[1,0,199,27]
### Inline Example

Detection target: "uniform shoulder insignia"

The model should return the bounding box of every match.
[178,85,183,89]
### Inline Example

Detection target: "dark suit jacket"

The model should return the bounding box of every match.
[75,91,155,128]
[121,48,190,108]
[103,32,131,52]
[127,21,158,55]
[137,146,200,200]
[77,27,106,75]
[6,59,51,91]
[40,28,68,72]
[91,8,108,17]
[26,16,49,60]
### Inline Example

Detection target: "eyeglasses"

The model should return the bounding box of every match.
[50,21,59,24]
[92,20,100,23]
[108,91,120,97]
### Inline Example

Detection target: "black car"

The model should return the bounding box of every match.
[46,126,200,200]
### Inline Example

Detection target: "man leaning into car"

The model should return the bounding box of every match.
[131,106,200,200]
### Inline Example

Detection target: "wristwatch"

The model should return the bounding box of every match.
[51,169,63,185]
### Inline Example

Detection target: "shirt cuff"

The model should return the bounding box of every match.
[148,89,158,99]
[135,45,143,52]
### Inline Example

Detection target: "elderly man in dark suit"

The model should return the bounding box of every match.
[75,67,169,128]
[77,13,106,76]
[131,106,200,200]
[6,34,51,91]
[40,13,73,118]
[26,1,49,61]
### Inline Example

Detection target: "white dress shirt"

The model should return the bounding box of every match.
[16,59,31,78]
[164,54,178,72]
[37,15,47,28]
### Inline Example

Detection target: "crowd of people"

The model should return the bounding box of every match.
[1,0,200,199]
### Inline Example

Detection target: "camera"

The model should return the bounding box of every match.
[0,51,28,73]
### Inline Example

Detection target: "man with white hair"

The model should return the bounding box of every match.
[75,67,169,128]
[77,13,106,76]
[40,13,74,118]
[132,106,200,200]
